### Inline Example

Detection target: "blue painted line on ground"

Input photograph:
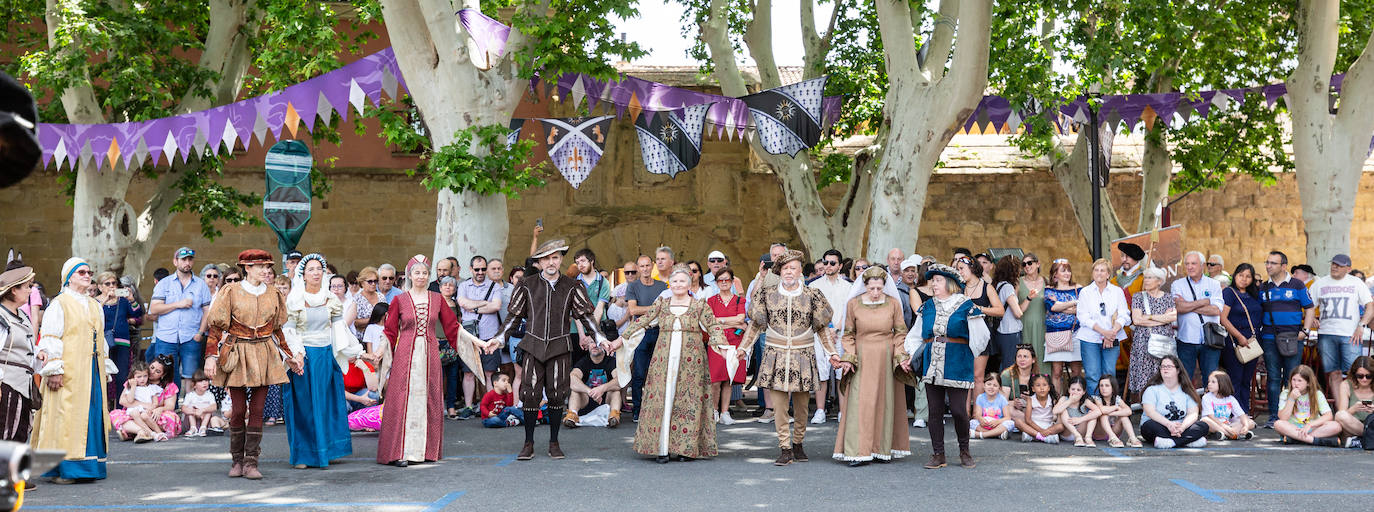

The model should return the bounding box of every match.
[1172,479,1225,503]
[492,453,518,466]
[24,492,465,511]
[422,492,466,512]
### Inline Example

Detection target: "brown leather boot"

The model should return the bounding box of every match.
[773,447,793,466]
[517,442,535,461]
[924,452,947,469]
[959,447,976,468]
[548,442,566,459]
[791,443,808,462]
[243,428,264,480]
[227,427,246,478]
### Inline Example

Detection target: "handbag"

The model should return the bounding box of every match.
[1046,330,1074,354]
[1185,278,1227,349]
[1227,288,1264,364]
[1275,331,1302,358]
[1142,292,1177,359]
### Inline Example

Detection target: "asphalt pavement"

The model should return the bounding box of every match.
[19,411,1374,511]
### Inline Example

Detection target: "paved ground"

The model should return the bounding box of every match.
[20,411,1374,511]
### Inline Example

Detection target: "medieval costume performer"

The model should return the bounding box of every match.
[0,265,37,443]
[282,254,364,468]
[377,255,487,467]
[493,239,605,461]
[618,265,731,463]
[33,257,117,483]
[1112,243,1146,301]
[738,249,839,466]
[903,264,990,469]
[832,266,912,466]
[205,249,301,480]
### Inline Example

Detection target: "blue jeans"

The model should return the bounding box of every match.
[1079,340,1120,396]
[752,332,767,406]
[630,327,660,419]
[442,362,461,410]
[1220,336,1259,412]
[146,338,204,379]
[482,407,524,427]
[348,389,381,412]
[1259,335,1302,417]
[1318,334,1361,375]
[1175,341,1221,387]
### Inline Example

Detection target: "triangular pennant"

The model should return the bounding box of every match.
[634,103,713,178]
[106,136,121,170]
[540,115,614,188]
[506,118,524,148]
[285,102,302,138]
[348,79,366,114]
[740,77,826,157]
[626,92,643,124]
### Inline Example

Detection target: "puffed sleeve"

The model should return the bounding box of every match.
[904,302,925,359]
[283,300,305,357]
[204,286,232,357]
[967,306,991,356]
[36,296,66,376]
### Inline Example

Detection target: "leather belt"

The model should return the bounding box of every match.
[935,336,968,345]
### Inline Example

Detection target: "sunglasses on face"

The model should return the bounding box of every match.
[624,271,638,276]
[101,281,117,286]
[363,279,378,284]
[225,277,241,283]
[854,265,868,271]
[75,269,93,276]
[708,258,725,263]
[206,274,220,279]
[1356,373,1372,380]
[472,267,487,272]
[1023,260,1037,266]
[380,276,396,281]
[823,260,839,266]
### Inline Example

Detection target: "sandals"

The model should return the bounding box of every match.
[1083,441,1097,447]
[1108,438,1125,448]
[133,432,153,444]
[1127,439,1143,448]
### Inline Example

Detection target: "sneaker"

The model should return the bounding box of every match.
[999,431,1009,440]
[1044,434,1060,444]
[1242,431,1254,440]
[970,428,979,439]
[714,410,721,424]
[1314,436,1340,448]
[758,409,775,423]
[1186,438,1207,448]
[457,407,475,420]
[1154,437,1176,449]
[912,419,927,428]
[1345,437,1362,449]
[720,411,737,425]
[1129,403,1142,413]
[1022,432,1033,442]
[810,410,826,424]
[1263,418,1275,429]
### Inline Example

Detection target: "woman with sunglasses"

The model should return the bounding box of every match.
[344,267,383,342]
[1017,254,1047,373]
[33,258,117,483]
[1335,356,1374,447]
[96,270,143,405]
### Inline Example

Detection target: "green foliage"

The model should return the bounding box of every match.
[503,0,648,81]
[988,0,1306,196]
[411,124,549,197]
[5,0,363,241]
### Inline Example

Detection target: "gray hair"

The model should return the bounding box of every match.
[488,258,503,266]
[439,276,458,286]
[1184,251,1205,264]
[378,263,397,273]
[200,264,220,277]
[656,246,674,260]
[1143,266,1167,282]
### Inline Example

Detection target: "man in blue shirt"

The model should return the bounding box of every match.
[1258,250,1315,428]
[148,246,213,393]
[377,263,403,303]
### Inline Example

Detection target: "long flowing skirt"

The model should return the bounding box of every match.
[632,323,717,458]
[285,345,353,467]
[42,359,107,480]
[832,341,910,462]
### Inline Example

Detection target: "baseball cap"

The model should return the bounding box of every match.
[286,250,303,260]
[707,250,726,260]
[175,247,195,259]
[1331,254,1353,267]
[901,255,923,270]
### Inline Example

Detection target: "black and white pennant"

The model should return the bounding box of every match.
[634,102,713,178]
[740,77,825,157]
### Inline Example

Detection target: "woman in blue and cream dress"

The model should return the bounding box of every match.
[33,257,118,483]
[283,254,364,469]
[903,263,990,470]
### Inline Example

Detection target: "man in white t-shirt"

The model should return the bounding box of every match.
[1306,253,1374,399]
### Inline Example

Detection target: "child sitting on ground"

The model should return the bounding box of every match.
[111,362,167,443]
[1200,370,1256,441]
[1274,365,1342,446]
[1054,376,1101,447]
[971,372,1013,439]
[1015,373,1064,444]
[1092,375,1141,448]
[181,372,223,437]
[481,373,523,428]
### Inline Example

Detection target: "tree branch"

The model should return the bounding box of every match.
[1335,15,1374,137]
[46,0,105,124]
[701,0,751,97]
[923,0,957,79]
[939,0,992,94]
[418,0,463,67]
[743,0,781,88]
[181,0,260,112]
[875,0,923,88]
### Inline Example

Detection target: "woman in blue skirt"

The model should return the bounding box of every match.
[282,254,365,468]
